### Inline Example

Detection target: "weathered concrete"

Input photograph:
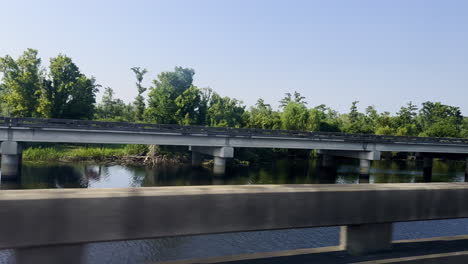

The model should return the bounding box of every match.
[0,141,22,179]
[16,244,83,264]
[359,159,371,176]
[213,156,226,175]
[341,223,393,255]
[2,184,468,251]
[189,146,233,174]
[1,127,468,154]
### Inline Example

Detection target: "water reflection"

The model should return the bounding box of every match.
[0,159,466,189]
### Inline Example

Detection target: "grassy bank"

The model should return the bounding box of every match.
[22,145,187,165]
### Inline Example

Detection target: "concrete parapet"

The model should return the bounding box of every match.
[16,244,83,264]
[2,184,468,250]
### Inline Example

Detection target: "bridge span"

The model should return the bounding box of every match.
[0,117,467,178]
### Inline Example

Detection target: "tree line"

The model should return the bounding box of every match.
[1,49,467,138]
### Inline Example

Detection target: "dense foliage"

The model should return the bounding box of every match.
[1,49,467,138]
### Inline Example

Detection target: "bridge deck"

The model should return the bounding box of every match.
[0,117,466,145]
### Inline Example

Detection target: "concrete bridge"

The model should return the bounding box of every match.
[0,117,467,178]
[3,183,468,263]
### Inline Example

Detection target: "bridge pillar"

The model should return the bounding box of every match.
[341,223,393,256]
[423,157,433,182]
[191,151,203,167]
[189,146,234,175]
[359,159,371,183]
[1,141,22,180]
[16,244,84,264]
[213,156,226,175]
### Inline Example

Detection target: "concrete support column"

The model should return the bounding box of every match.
[190,146,234,176]
[191,151,203,167]
[16,244,84,264]
[423,157,433,182]
[1,141,22,180]
[213,156,226,175]
[340,223,393,256]
[359,159,371,184]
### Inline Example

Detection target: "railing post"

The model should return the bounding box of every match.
[16,244,84,264]
[340,223,393,256]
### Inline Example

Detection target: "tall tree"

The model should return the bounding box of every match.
[279,91,307,108]
[418,101,463,137]
[0,49,43,117]
[246,99,281,129]
[394,102,418,136]
[207,92,245,127]
[38,55,99,119]
[174,86,201,125]
[96,87,134,121]
[131,67,148,121]
[145,67,195,124]
[281,102,309,131]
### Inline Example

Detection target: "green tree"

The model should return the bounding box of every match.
[394,102,418,136]
[418,102,463,137]
[131,67,148,121]
[0,49,44,117]
[279,91,307,108]
[245,99,281,129]
[95,87,133,121]
[38,55,99,119]
[207,92,245,127]
[174,86,201,125]
[145,67,195,124]
[281,102,309,131]
[344,101,366,133]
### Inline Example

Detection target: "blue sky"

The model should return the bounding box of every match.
[1,0,467,114]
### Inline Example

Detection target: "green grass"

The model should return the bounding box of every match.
[23,146,129,161]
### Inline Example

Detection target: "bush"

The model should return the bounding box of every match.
[124,144,149,156]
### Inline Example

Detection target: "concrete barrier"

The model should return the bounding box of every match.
[2,183,468,250]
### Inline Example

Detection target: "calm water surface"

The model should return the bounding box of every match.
[0,159,467,264]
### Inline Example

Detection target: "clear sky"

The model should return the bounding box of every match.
[1,0,467,114]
